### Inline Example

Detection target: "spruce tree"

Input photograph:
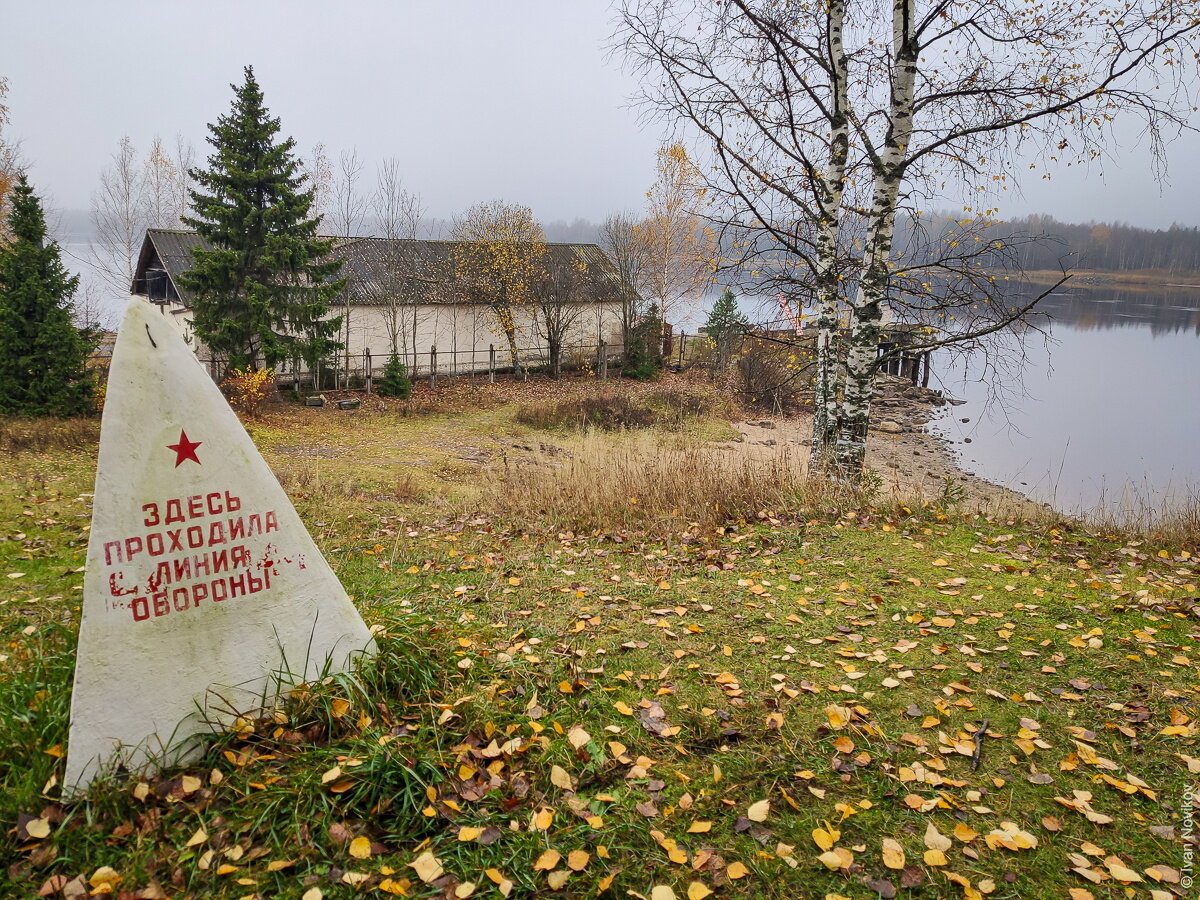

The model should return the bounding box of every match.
[377,354,412,398]
[181,66,342,374]
[0,178,95,416]
[700,288,748,372]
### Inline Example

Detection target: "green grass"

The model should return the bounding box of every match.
[0,393,1197,899]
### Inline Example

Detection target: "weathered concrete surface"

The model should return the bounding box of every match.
[65,299,374,792]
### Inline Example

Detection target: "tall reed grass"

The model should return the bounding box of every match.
[483,432,873,533]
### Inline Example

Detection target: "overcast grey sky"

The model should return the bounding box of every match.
[5,0,1199,230]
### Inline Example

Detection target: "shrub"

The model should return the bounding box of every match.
[221,367,275,418]
[735,335,811,414]
[516,394,656,430]
[515,388,723,432]
[377,354,413,398]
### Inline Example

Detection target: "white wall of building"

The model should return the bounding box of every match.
[134,296,625,378]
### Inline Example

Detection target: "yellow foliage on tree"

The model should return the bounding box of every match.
[638,142,715,326]
[451,200,548,374]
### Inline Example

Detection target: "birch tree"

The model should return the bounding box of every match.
[451,201,547,376]
[90,136,145,297]
[619,0,1200,476]
[639,143,715,327]
[172,134,195,226]
[91,134,195,297]
[143,136,181,230]
[618,4,857,466]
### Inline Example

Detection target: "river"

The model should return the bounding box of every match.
[930,280,1200,516]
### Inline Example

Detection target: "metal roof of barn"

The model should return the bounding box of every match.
[132,229,624,307]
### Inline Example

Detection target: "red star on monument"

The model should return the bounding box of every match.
[167,429,202,467]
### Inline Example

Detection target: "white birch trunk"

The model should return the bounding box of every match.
[836,0,917,476]
[808,0,852,472]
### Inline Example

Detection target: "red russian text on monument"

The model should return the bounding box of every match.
[103,509,279,566]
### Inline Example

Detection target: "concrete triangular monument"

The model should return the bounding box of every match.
[65,299,374,792]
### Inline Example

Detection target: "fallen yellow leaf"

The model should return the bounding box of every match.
[747,799,770,822]
[410,851,444,883]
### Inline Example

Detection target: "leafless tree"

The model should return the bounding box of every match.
[0,76,24,240]
[373,157,422,240]
[304,142,334,230]
[328,148,370,383]
[533,254,615,378]
[90,136,146,297]
[368,157,427,362]
[172,133,195,226]
[330,148,367,239]
[600,211,649,351]
[72,282,116,334]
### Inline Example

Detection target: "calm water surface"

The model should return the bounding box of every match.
[931,282,1200,514]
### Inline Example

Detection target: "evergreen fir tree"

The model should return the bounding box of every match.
[700,288,748,338]
[0,178,95,416]
[377,353,412,398]
[181,66,342,374]
[700,288,748,371]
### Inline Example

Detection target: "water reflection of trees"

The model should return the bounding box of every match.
[1008,283,1200,336]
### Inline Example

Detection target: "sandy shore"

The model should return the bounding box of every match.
[722,376,1048,515]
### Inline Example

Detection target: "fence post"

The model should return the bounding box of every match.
[921,351,932,388]
[599,340,608,379]
[430,346,437,390]
[292,358,299,395]
[489,344,495,384]
[678,333,686,369]
[364,348,372,394]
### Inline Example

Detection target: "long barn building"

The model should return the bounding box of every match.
[130,229,628,381]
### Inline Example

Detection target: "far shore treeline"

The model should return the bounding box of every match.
[47,205,1200,277]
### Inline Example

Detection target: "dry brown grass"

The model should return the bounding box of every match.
[0,417,99,453]
[482,433,873,534]
[273,464,428,506]
[1081,489,1200,549]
